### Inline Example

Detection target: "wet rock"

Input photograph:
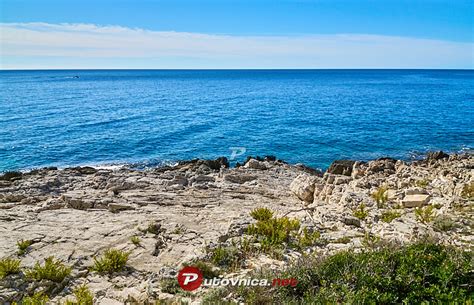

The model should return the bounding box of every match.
[426,151,449,161]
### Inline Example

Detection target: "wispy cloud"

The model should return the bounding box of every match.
[1,22,472,69]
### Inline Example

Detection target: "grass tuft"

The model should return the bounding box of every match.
[19,292,49,305]
[352,203,368,220]
[65,284,94,305]
[415,205,435,223]
[250,207,273,221]
[25,256,71,283]
[415,179,430,188]
[433,215,459,232]
[17,239,33,256]
[371,186,388,207]
[0,257,21,279]
[91,248,130,274]
[380,210,401,223]
[461,182,474,200]
[130,236,141,246]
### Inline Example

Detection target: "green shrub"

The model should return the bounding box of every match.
[17,239,33,256]
[415,179,430,188]
[20,292,49,305]
[461,182,474,200]
[25,256,71,282]
[130,236,141,246]
[208,245,244,270]
[372,186,388,207]
[433,215,459,232]
[91,248,130,274]
[380,210,401,223]
[362,232,382,250]
[247,214,300,249]
[352,203,368,220]
[203,242,473,304]
[65,284,94,305]
[0,257,21,279]
[415,205,435,223]
[161,278,181,294]
[250,207,273,221]
[183,260,219,278]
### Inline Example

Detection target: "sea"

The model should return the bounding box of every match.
[0,69,473,172]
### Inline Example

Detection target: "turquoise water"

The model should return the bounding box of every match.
[0,69,473,172]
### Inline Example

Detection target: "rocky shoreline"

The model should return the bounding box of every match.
[0,152,473,304]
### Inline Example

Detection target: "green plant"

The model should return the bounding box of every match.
[203,242,473,304]
[130,236,141,246]
[352,203,368,220]
[21,292,49,305]
[296,227,321,248]
[380,210,401,223]
[17,239,33,256]
[433,215,459,232]
[361,232,381,250]
[25,256,71,282]
[415,205,435,223]
[91,248,130,274]
[0,257,21,279]
[247,214,300,249]
[250,207,273,221]
[415,179,430,188]
[161,278,181,294]
[208,245,243,269]
[371,186,388,207]
[183,260,219,278]
[333,236,351,244]
[65,284,94,305]
[461,182,474,200]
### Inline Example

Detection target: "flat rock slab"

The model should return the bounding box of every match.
[402,194,430,208]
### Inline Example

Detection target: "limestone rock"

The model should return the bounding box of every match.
[402,194,430,208]
[290,174,318,203]
[244,159,267,170]
[327,160,355,176]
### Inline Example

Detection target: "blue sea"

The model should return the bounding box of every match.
[0,70,473,172]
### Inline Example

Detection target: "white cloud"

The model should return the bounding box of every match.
[0,22,472,69]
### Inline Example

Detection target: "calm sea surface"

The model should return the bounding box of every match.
[0,69,473,172]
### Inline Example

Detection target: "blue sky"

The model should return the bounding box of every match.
[1,0,473,69]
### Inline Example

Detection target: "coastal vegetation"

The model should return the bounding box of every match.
[0,257,21,279]
[16,239,33,256]
[90,248,130,274]
[25,256,71,283]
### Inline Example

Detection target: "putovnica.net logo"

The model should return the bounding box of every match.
[177,266,298,291]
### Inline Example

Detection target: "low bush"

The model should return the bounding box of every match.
[17,239,33,256]
[91,248,130,274]
[372,186,388,207]
[65,284,94,305]
[461,182,474,200]
[203,242,473,304]
[433,215,459,232]
[25,256,71,283]
[415,205,435,223]
[415,179,430,188]
[352,203,368,220]
[250,207,273,221]
[18,292,49,305]
[380,210,401,223]
[0,257,21,279]
[183,260,219,278]
[130,236,141,246]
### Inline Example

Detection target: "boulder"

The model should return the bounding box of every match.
[327,160,355,176]
[244,159,267,170]
[426,151,449,161]
[402,194,430,208]
[367,158,396,173]
[290,174,318,203]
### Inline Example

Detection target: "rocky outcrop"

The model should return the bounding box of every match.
[0,154,472,304]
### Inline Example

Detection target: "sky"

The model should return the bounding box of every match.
[0,0,473,69]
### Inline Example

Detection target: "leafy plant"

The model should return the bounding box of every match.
[296,227,322,248]
[371,186,388,207]
[352,203,368,220]
[17,239,33,256]
[203,242,473,304]
[25,256,71,282]
[415,179,430,188]
[433,215,459,232]
[65,284,94,305]
[415,205,435,223]
[208,245,243,270]
[130,236,141,246]
[0,257,21,279]
[380,210,401,223]
[20,292,49,305]
[461,182,474,200]
[361,232,381,250]
[91,248,130,274]
[250,207,273,221]
[183,260,219,278]
[247,214,300,250]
